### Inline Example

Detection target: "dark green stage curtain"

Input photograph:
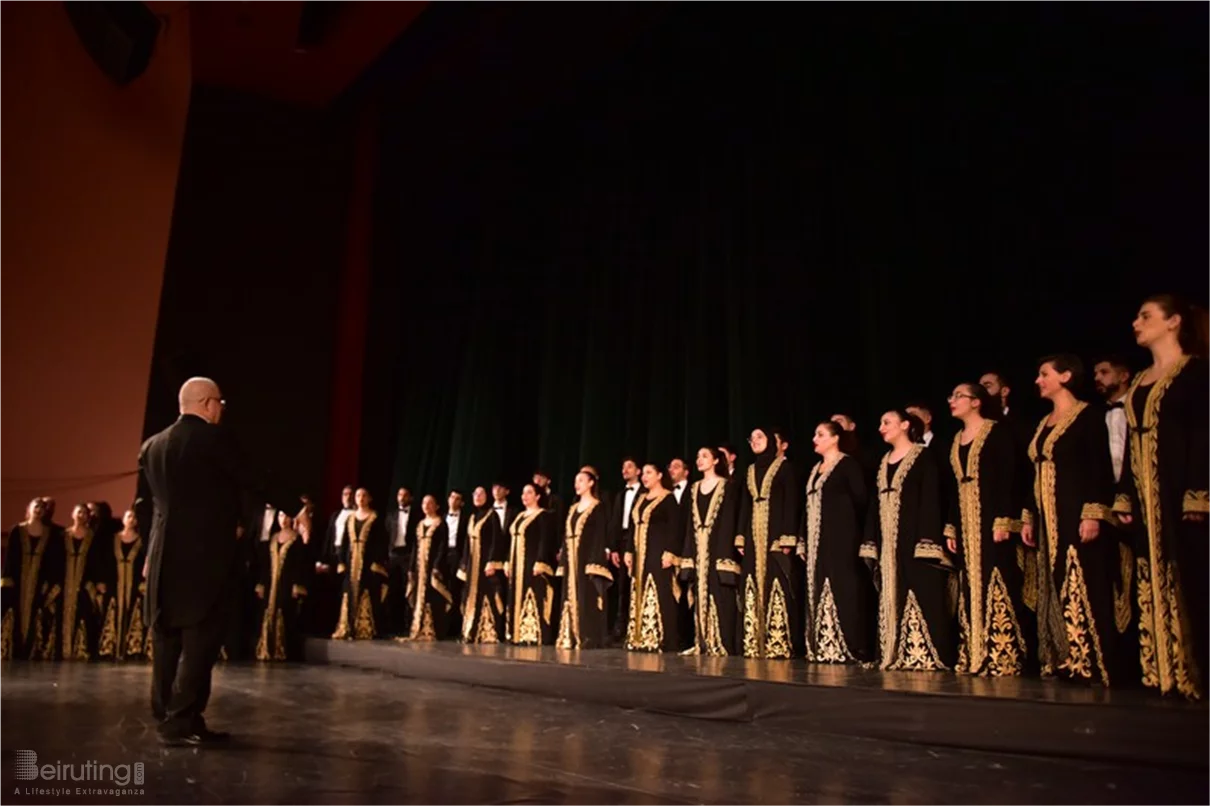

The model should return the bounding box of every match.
[358,3,1207,503]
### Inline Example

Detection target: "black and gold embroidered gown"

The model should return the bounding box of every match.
[458,506,508,643]
[737,454,801,659]
[801,454,873,663]
[861,446,957,670]
[625,490,682,652]
[507,508,558,645]
[254,532,309,661]
[945,421,1029,676]
[331,512,389,640]
[97,533,149,661]
[1,524,64,660]
[406,520,453,641]
[557,499,613,650]
[1117,355,1208,699]
[56,529,102,661]
[678,479,741,655]
[1024,402,1120,686]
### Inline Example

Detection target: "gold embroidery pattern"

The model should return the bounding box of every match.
[1183,490,1210,514]
[332,512,378,640]
[630,573,664,652]
[1055,544,1108,685]
[113,536,142,659]
[461,511,492,642]
[256,535,296,661]
[627,492,671,651]
[17,528,49,649]
[744,457,785,658]
[98,601,117,659]
[1136,557,1158,686]
[955,584,970,674]
[0,609,12,660]
[811,578,854,663]
[1112,493,1133,515]
[704,594,727,656]
[353,589,375,640]
[61,530,94,661]
[765,578,791,659]
[509,509,545,644]
[690,480,727,654]
[742,577,758,658]
[409,521,439,640]
[1114,542,1133,634]
[1027,401,1087,574]
[1125,354,1200,698]
[476,596,499,644]
[558,500,601,650]
[887,590,946,671]
[874,446,924,668]
[949,421,993,672]
[804,454,842,656]
[983,568,1025,677]
[124,604,146,658]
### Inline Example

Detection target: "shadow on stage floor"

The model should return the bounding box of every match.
[306,638,1208,770]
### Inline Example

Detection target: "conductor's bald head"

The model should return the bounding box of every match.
[179,377,225,424]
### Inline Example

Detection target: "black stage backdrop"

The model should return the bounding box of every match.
[361,3,1206,501]
[145,87,354,504]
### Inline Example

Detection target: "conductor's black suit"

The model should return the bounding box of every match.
[137,413,274,741]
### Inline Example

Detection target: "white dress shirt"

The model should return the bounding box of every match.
[673,480,687,504]
[260,507,276,542]
[620,484,640,529]
[493,502,507,528]
[393,507,412,549]
[333,508,352,547]
[446,511,462,549]
[1106,395,1128,483]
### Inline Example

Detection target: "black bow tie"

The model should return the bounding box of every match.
[1106,401,1124,410]
[494,506,505,510]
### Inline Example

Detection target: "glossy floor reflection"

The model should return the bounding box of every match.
[2,662,1205,804]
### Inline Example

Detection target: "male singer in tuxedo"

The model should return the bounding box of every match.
[444,490,470,637]
[666,456,694,649]
[138,377,284,746]
[384,487,418,637]
[607,457,642,645]
[309,485,353,636]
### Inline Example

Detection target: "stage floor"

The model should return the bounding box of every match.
[306,639,1209,771]
[2,661,1207,805]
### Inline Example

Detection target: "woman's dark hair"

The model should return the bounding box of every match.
[817,421,844,439]
[1038,353,1085,395]
[958,382,1000,420]
[698,446,730,479]
[1145,293,1210,358]
[885,409,925,444]
[522,483,548,508]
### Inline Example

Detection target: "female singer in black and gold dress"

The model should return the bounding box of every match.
[254,511,309,661]
[507,484,558,645]
[459,487,508,643]
[737,427,799,659]
[1117,294,1208,699]
[98,508,150,661]
[678,447,740,655]
[861,410,956,670]
[557,469,612,649]
[800,422,873,664]
[331,488,389,640]
[2,498,64,660]
[406,495,453,642]
[1021,355,1119,686]
[945,383,1029,677]
[625,464,682,652]
[58,503,102,660]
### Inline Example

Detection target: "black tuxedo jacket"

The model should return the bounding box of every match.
[137,415,283,629]
[384,506,419,556]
